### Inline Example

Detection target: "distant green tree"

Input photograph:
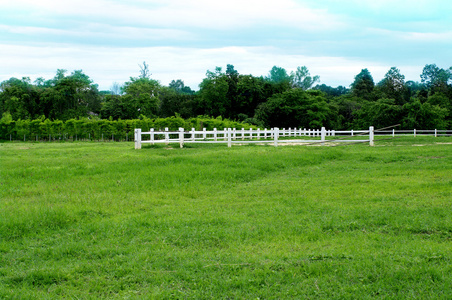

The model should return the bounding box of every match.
[352,98,404,129]
[350,69,375,100]
[168,80,195,95]
[376,67,409,105]
[402,99,448,129]
[266,66,292,84]
[121,77,161,118]
[0,77,40,119]
[158,87,195,118]
[313,84,349,98]
[291,66,320,90]
[255,89,333,128]
[420,64,452,95]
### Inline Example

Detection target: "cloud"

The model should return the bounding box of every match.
[0,43,427,91]
[3,0,345,32]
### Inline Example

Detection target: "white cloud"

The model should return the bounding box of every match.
[0,43,426,91]
[4,0,345,31]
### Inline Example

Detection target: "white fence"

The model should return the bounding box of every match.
[134,127,375,149]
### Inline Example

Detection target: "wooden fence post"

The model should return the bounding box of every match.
[203,128,207,140]
[151,128,154,145]
[165,127,169,145]
[179,128,184,148]
[134,128,142,149]
[214,128,217,141]
[227,128,232,147]
[369,126,374,146]
[321,127,326,146]
[274,128,279,147]
[414,129,416,137]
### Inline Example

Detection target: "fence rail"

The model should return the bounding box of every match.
[134,127,375,149]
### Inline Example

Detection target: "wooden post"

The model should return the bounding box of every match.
[274,128,279,147]
[242,128,245,140]
[134,128,142,149]
[321,127,326,146]
[191,128,195,141]
[151,128,155,145]
[227,128,232,147]
[351,129,354,137]
[203,128,207,140]
[392,129,395,137]
[165,127,169,145]
[369,126,374,146]
[414,129,416,137]
[179,128,184,148]
[435,129,437,137]
[224,128,228,141]
[214,128,217,141]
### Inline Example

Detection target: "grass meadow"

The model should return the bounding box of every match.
[1,137,451,299]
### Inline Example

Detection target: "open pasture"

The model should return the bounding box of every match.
[0,137,451,299]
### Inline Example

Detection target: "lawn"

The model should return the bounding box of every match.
[1,137,451,299]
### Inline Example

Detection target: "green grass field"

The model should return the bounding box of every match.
[1,137,451,299]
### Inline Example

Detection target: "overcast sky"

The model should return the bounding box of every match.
[1,0,451,90]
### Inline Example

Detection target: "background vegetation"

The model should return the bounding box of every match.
[0,115,256,141]
[1,63,451,131]
[1,139,451,298]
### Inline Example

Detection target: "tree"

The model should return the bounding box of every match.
[266,66,292,84]
[291,66,320,90]
[377,67,408,105]
[350,69,375,100]
[138,61,151,79]
[402,99,448,129]
[313,84,349,98]
[254,89,332,128]
[168,80,194,95]
[352,98,404,129]
[196,67,229,117]
[420,64,451,95]
[0,77,40,119]
[121,77,161,118]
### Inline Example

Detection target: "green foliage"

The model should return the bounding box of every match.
[1,64,451,130]
[0,116,256,141]
[402,99,448,129]
[350,68,375,100]
[255,89,333,128]
[291,66,320,90]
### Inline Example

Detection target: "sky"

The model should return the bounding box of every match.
[1,0,451,91]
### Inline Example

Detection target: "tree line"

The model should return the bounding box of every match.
[0,115,256,141]
[1,63,451,130]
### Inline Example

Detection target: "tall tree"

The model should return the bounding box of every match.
[377,67,408,105]
[350,69,375,100]
[420,64,451,95]
[291,66,320,90]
